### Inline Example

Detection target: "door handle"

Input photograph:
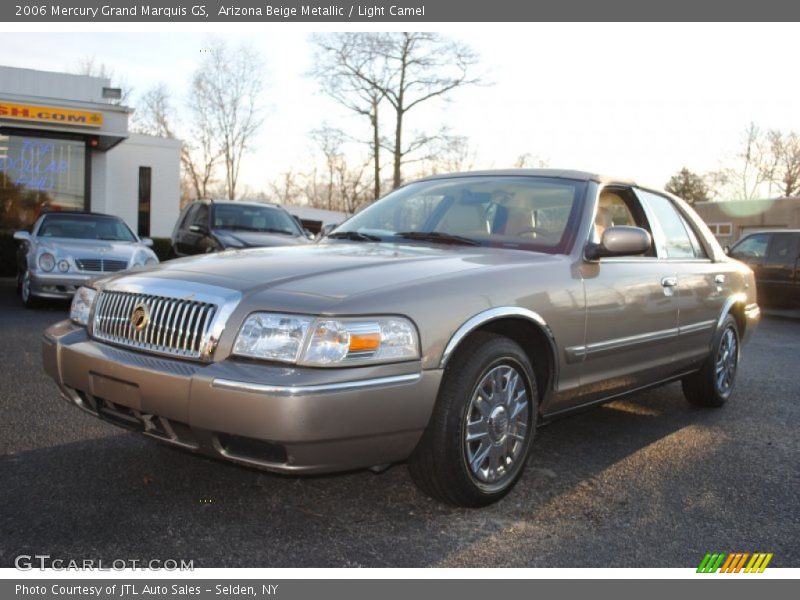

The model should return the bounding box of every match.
[661,276,678,288]
[714,274,726,284]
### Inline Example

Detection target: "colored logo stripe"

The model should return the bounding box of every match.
[697,552,773,573]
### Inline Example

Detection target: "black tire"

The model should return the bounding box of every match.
[682,314,740,408]
[19,270,39,309]
[408,331,538,507]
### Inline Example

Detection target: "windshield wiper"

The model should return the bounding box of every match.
[327,231,383,242]
[394,231,480,246]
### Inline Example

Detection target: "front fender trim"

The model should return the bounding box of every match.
[439,306,559,390]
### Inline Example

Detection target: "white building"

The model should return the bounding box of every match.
[0,65,181,237]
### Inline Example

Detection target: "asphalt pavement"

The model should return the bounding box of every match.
[1,278,798,568]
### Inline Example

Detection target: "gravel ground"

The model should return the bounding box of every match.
[1,279,798,568]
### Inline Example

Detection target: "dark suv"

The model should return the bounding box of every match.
[728,230,800,307]
[171,200,312,257]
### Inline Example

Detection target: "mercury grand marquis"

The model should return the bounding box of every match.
[42,170,760,506]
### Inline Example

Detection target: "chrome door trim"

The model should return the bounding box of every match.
[678,319,716,336]
[565,326,679,363]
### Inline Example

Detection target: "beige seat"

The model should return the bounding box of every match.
[438,203,489,236]
[503,207,535,237]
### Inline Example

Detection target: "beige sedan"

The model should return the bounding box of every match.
[43,170,759,506]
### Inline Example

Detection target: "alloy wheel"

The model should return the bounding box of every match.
[463,363,531,490]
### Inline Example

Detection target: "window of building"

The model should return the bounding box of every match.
[0,134,86,230]
[707,222,733,237]
[138,166,151,237]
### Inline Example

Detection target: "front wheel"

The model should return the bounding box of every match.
[682,314,740,407]
[408,332,538,507]
[19,271,38,309]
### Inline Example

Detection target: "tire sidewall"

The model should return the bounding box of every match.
[711,315,740,403]
[443,336,538,503]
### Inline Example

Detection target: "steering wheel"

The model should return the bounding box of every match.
[514,227,556,240]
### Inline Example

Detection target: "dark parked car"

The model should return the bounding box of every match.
[171,200,312,257]
[728,230,800,307]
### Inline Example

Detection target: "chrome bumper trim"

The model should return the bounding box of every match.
[211,372,422,396]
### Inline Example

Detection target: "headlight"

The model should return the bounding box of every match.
[233,313,314,362]
[70,286,97,326]
[57,259,70,272]
[232,313,419,366]
[38,253,55,272]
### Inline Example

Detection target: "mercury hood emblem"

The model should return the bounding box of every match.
[131,302,150,331]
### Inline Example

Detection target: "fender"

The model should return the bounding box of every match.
[438,306,560,391]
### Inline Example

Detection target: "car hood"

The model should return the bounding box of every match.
[36,237,146,257]
[110,242,561,302]
[212,229,309,248]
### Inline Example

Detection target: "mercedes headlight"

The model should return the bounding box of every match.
[232,313,419,366]
[38,253,55,272]
[70,286,97,326]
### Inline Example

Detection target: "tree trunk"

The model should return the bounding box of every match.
[371,98,381,201]
[393,110,403,190]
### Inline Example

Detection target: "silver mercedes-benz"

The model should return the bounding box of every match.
[14,211,159,307]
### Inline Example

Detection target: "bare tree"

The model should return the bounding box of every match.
[131,84,176,138]
[369,33,481,189]
[72,57,133,104]
[514,153,549,169]
[193,40,265,200]
[715,123,772,200]
[419,134,476,176]
[269,170,304,205]
[310,125,347,210]
[310,33,390,200]
[764,130,800,197]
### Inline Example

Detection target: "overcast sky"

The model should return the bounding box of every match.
[1,23,798,196]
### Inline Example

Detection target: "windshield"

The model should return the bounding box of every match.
[211,204,302,236]
[38,214,137,242]
[331,176,586,253]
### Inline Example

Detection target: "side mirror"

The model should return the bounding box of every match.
[722,245,731,255]
[304,229,315,240]
[189,224,208,235]
[140,237,154,247]
[586,226,651,260]
[13,231,31,242]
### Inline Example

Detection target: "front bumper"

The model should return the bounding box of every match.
[42,321,442,474]
[30,271,94,299]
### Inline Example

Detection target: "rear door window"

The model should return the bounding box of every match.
[636,190,698,259]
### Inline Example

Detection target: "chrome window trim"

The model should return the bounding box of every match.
[211,372,422,396]
[91,276,241,361]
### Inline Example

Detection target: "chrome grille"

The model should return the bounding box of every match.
[76,258,129,272]
[92,291,217,359]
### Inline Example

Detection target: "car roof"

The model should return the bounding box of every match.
[193,200,283,209]
[41,211,120,219]
[412,168,637,186]
[739,229,800,235]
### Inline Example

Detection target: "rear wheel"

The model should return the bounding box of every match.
[682,314,740,407]
[408,332,538,507]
